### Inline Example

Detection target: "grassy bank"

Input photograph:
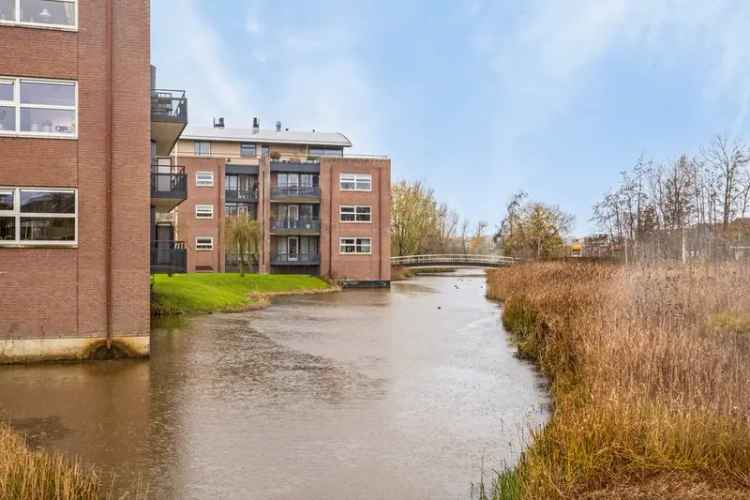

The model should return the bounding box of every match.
[0,424,107,500]
[151,273,332,316]
[486,262,750,499]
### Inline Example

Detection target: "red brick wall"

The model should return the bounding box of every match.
[174,158,225,272]
[0,0,152,341]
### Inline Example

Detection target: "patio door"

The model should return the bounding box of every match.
[287,205,299,228]
[288,236,299,261]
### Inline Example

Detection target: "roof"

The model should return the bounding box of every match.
[180,126,352,148]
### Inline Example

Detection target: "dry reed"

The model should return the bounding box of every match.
[486,261,750,499]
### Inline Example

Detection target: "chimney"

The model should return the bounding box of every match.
[275,121,282,132]
[213,117,225,128]
[252,117,260,134]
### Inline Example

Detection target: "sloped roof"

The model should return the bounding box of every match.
[180,125,352,148]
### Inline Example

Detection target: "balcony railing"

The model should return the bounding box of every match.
[271,253,321,266]
[151,165,187,202]
[150,240,187,274]
[225,189,259,203]
[271,184,320,199]
[151,89,188,123]
[271,218,321,232]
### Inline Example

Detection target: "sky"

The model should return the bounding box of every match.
[152,0,750,235]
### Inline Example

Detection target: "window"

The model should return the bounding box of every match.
[340,174,372,192]
[309,147,343,157]
[0,77,77,138]
[261,145,270,158]
[339,237,372,255]
[240,143,256,158]
[340,205,372,223]
[0,0,77,29]
[195,171,214,187]
[194,141,210,156]
[195,204,214,219]
[0,187,77,245]
[195,237,214,251]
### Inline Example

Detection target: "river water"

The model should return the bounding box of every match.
[0,270,547,500]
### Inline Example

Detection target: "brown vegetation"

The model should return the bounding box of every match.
[486,261,750,499]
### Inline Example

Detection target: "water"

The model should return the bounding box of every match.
[0,270,547,500]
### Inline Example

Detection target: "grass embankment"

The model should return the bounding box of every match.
[151,273,332,316]
[0,424,108,500]
[486,262,750,500]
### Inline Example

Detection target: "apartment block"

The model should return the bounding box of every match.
[153,119,391,285]
[0,1,187,362]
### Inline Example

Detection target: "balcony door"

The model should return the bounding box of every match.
[287,205,299,226]
[156,225,174,265]
[288,236,299,261]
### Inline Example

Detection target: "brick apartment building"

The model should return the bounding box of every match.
[153,119,391,285]
[0,1,188,362]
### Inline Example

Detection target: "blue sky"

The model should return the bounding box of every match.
[152,1,750,235]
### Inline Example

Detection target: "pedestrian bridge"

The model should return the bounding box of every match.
[391,254,516,268]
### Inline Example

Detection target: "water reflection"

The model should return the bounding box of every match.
[0,271,547,499]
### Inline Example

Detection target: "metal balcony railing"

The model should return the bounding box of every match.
[151,165,187,200]
[271,253,321,265]
[225,188,259,202]
[150,240,187,274]
[151,89,188,123]
[271,184,320,199]
[271,218,321,232]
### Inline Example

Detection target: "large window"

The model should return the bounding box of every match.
[195,171,214,187]
[0,0,77,29]
[339,237,372,255]
[194,141,210,156]
[340,174,372,192]
[0,77,77,138]
[340,205,372,223]
[0,187,77,245]
[195,204,214,219]
[195,236,214,251]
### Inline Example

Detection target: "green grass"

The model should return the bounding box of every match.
[151,273,331,316]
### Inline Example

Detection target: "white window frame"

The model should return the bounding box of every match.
[339,237,372,255]
[339,205,372,223]
[0,0,78,31]
[339,173,372,192]
[0,186,78,246]
[0,77,78,139]
[194,141,211,156]
[194,204,214,219]
[195,171,214,187]
[195,236,214,251]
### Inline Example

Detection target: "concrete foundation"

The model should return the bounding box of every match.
[0,336,150,364]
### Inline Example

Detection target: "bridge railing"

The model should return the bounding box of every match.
[391,254,516,266]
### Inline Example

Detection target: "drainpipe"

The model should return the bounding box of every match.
[105,0,114,349]
[328,160,334,278]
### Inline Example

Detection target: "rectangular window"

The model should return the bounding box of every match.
[0,187,77,245]
[309,147,343,157]
[339,237,372,255]
[195,171,214,187]
[0,77,77,138]
[339,174,372,192]
[195,236,214,251]
[261,145,270,158]
[195,204,214,219]
[340,205,372,223]
[0,0,77,29]
[194,141,211,156]
[240,143,257,158]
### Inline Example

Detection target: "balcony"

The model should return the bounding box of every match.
[225,188,259,203]
[271,253,321,266]
[270,184,321,202]
[151,89,188,156]
[151,165,187,211]
[270,218,321,235]
[151,240,187,274]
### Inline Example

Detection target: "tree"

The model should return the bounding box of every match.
[702,136,750,230]
[224,214,262,276]
[496,194,574,259]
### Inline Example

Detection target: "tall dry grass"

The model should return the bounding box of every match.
[0,423,144,500]
[486,261,750,499]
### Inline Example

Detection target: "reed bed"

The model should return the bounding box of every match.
[486,261,750,499]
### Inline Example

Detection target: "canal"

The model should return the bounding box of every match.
[0,270,547,499]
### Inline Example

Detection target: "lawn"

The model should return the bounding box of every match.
[151,273,332,316]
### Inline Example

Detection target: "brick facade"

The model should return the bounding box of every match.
[0,0,151,362]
